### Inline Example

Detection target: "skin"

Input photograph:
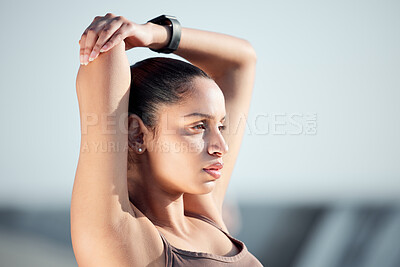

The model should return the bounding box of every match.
[72,13,256,266]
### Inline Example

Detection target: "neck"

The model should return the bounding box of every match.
[127,164,193,237]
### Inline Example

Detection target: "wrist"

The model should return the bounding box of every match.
[146,22,171,50]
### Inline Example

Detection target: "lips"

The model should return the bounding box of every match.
[203,162,223,179]
[204,162,224,170]
[203,169,222,179]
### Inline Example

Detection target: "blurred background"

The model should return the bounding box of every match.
[1,0,399,266]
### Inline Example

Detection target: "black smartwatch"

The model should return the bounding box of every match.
[147,15,181,54]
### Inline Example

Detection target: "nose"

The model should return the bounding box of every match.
[207,128,229,157]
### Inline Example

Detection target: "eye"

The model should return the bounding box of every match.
[193,123,206,130]
[191,123,226,132]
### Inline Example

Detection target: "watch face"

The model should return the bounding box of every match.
[149,15,168,24]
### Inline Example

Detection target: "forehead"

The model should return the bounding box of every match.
[159,77,226,121]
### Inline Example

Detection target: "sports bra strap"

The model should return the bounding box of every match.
[183,210,225,232]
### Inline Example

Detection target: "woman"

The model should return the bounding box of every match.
[71,13,261,266]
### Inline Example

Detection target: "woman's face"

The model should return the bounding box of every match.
[146,77,228,195]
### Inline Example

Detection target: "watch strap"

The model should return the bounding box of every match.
[147,15,181,54]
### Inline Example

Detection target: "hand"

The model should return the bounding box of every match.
[79,13,152,65]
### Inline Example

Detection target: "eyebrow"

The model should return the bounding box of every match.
[184,112,226,121]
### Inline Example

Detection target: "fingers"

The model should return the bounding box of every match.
[99,23,131,53]
[79,13,128,66]
[79,16,103,65]
[79,28,88,65]
[89,17,124,62]
[80,26,102,65]
[82,26,100,65]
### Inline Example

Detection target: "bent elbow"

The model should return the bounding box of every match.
[244,40,257,65]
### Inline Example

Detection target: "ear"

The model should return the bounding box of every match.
[127,114,150,154]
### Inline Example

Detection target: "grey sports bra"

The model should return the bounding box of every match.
[157,210,264,266]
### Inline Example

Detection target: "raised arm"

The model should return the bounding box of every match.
[172,27,257,211]
[72,41,137,266]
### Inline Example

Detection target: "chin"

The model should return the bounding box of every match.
[184,176,216,195]
[195,181,216,195]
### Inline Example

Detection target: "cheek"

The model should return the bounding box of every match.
[151,137,205,176]
[147,137,214,194]
[155,135,193,155]
[180,135,205,154]
[159,133,205,155]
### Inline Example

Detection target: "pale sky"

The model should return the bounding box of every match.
[1,0,399,208]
